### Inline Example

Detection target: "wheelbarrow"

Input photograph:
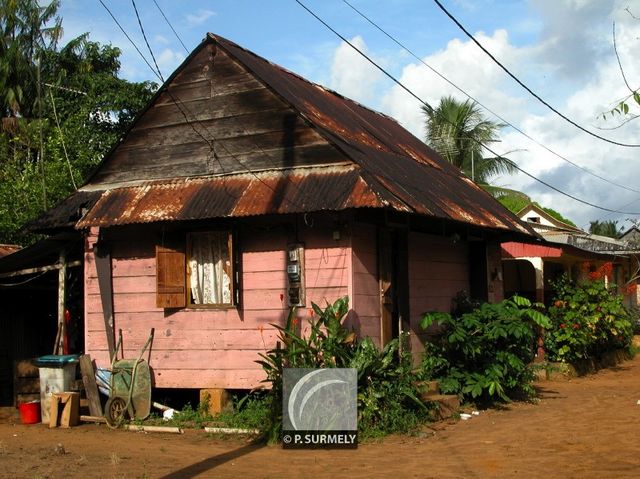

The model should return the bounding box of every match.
[104,328,154,428]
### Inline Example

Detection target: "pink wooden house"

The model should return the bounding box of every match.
[32,34,535,392]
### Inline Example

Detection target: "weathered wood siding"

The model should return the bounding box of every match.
[487,241,504,303]
[407,232,469,353]
[350,223,381,346]
[89,44,349,187]
[84,224,352,389]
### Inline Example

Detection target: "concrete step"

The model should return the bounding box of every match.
[424,394,460,420]
[414,380,440,401]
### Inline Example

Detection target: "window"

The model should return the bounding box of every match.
[187,231,234,307]
[156,245,186,309]
[156,231,236,309]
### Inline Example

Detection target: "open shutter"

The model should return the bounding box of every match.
[156,245,186,308]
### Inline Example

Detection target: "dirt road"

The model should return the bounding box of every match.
[2,356,640,478]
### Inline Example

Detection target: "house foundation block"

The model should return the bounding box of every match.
[199,388,230,416]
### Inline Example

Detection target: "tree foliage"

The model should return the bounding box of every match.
[419,295,550,403]
[588,220,622,239]
[497,192,577,227]
[0,0,156,244]
[422,96,516,185]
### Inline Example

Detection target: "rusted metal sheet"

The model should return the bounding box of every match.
[64,34,534,237]
[26,190,103,232]
[211,34,533,235]
[0,245,20,258]
[76,166,385,228]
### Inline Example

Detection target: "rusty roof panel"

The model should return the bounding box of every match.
[211,34,532,235]
[0,245,20,258]
[26,190,103,232]
[76,166,385,228]
[67,35,535,237]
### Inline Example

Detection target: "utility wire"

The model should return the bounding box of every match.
[48,88,78,189]
[431,0,640,148]
[152,0,189,54]
[342,0,640,195]
[296,0,640,215]
[98,0,326,213]
[131,0,165,82]
[296,1,432,117]
[97,0,159,77]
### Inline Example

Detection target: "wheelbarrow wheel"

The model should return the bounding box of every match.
[105,397,127,429]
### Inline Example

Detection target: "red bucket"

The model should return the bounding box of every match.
[18,401,41,425]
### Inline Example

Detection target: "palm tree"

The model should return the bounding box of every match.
[0,0,62,119]
[422,96,516,185]
[589,220,622,239]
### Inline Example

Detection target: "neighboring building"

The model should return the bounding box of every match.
[620,226,640,248]
[27,33,536,391]
[502,203,638,308]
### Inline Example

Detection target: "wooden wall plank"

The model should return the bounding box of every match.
[84,225,354,391]
[86,328,280,351]
[152,369,266,389]
[408,231,470,357]
[87,46,350,188]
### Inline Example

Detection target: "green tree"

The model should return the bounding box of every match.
[496,192,577,227]
[0,0,62,119]
[422,96,516,184]
[0,2,156,244]
[588,220,622,239]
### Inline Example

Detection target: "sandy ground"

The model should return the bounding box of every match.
[2,356,640,479]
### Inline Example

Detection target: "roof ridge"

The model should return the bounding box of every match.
[207,33,401,125]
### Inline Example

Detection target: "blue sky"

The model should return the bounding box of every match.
[58,1,640,230]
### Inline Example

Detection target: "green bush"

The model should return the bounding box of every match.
[213,392,272,431]
[351,335,431,437]
[419,296,550,403]
[257,297,429,441]
[545,275,633,363]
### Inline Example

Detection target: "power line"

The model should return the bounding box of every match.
[98,0,331,213]
[295,1,433,119]
[152,0,189,54]
[48,88,78,190]
[431,0,640,148]
[295,0,640,215]
[131,0,165,82]
[97,0,159,78]
[341,0,640,195]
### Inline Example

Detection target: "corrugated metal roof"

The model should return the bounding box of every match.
[211,35,532,235]
[0,245,20,258]
[71,34,535,236]
[76,166,386,228]
[26,190,102,232]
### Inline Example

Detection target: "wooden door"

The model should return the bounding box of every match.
[379,229,394,345]
[378,228,409,346]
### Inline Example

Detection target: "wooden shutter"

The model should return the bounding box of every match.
[156,245,186,308]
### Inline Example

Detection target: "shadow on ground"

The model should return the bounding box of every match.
[159,442,263,479]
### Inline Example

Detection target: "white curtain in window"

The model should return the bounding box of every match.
[189,232,231,304]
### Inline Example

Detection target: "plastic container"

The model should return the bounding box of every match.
[34,355,79,423]
[18,401,41,424]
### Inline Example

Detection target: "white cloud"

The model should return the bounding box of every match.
[156,48,186,76]
[329,36,385,105]
[185,9,216,28]
[530,0,613,80]
[154,34,170,45]
[365,6,640,229]
[380,29,528,139]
